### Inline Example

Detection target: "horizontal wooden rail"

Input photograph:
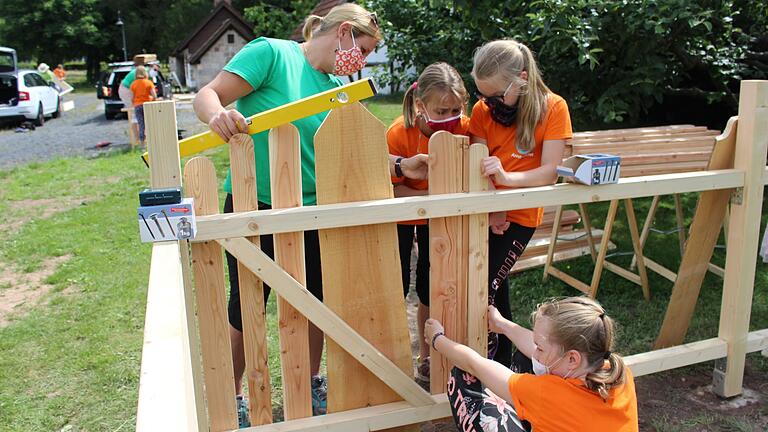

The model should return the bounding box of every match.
[194,169,744,241]
[626,329,768,377]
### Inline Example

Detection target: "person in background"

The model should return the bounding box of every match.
[129,66,156,148]
[53,64,66,80]
[37,63,55,83]
[119,57,144,138]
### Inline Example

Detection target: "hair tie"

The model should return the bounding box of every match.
[410,82,418,91]
[603,351,612,360]
[599,313,605,319]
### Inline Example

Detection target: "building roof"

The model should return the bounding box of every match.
[173,1,254,62]
[288,0,348,42]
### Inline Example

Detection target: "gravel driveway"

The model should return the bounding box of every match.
[0,93,207,170]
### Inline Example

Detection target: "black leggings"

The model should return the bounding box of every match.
[487,223,536,367]
[396,224,430,306]
[223,194,324,332]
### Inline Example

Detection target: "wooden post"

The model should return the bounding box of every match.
[467,144,489,356]
[269,124,312,419]
[713,80,768,397]
[185,157,238,430]
[429,131,468,394]
[230,134,272,425]
[137,100,205,431]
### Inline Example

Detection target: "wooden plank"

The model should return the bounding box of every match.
[571,130,718,145]
[145,101,182,188]
[136,243,204,432]
[184,157,238,431]
[631,195,660,270]
[603,261,641,285]
[314,103,417,425]
[655,117,739,349]
[137,100,205,432]
[674,194,686,256]
[467,144,489,356]
[617,151,713,166]
[513,242,616,274]
[239,394,450,432]
[230,134,272,425]
[428,131,467,394]
[716,81,768,397]
[268,124,313,419]
[546,266,591,295]
[218,238,434,407]
[645,257,678,283]
[192,169,745,241]
[620,161,710,177]
[579,203,597,261]
[589,200,619,298]
[624,199,650,300]
[542,205,564,282]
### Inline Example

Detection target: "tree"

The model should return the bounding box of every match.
[369,0,768,128]
[243,0,316,40]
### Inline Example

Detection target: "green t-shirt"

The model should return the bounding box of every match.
[40,70,55,83]
[121,68,137,88]
[221,37,343,205]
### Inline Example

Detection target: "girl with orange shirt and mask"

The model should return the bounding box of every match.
[386,62,471,385]
[425,297,639,432]
[469,39,573,367]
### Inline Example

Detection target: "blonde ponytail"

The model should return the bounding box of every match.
[472,39,550,153]
[302,15,324,41]
[402,84,418,128]
[533,297,627,401]
[301,3,381,42]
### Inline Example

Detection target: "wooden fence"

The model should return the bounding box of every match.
[136,80,768,431]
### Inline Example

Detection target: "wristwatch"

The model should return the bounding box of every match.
[394,157,404,178]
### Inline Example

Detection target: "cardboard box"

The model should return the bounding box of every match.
[557,154,621,185]
[138,197,196,242]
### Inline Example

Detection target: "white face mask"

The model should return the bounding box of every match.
[532,352,568,377]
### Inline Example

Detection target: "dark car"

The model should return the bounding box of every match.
[96,60,173,120]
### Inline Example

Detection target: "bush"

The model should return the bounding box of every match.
[369,0,768,129]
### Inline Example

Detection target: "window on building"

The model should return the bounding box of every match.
[227,34,235,44]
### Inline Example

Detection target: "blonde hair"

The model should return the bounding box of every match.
[472,39,550,153]
[532,296,626,400]
[135,65,147,79]
[402,62,468,128]
[302,3,381,42]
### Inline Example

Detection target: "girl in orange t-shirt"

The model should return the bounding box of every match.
[469,40,573,367]
[130,66,157,145]
[425,297,638,432]
[386,62,470,383]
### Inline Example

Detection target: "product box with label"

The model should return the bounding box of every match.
[138,197,196,242]
[556,154,621,185]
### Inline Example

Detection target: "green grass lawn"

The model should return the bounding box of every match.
[0,96,766,431]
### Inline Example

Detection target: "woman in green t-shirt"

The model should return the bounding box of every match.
[193,3,381,425]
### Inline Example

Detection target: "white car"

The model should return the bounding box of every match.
[0,47,61,126]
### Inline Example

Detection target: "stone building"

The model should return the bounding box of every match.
[169,0,254,91]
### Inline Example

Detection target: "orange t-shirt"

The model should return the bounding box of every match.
[469,93,572,228]
[507,368,639,432]
[53,68,66,79]
[130,78,155,107]
[386,115,471,225]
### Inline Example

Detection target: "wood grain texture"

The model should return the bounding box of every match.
[314,103,415,429]
[269,124,312,420]
[428,131,468,393]
[230,134,272,425]
[184,157,238,431]
[467,144,489,356]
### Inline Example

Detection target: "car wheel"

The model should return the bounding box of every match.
[34,103,44,126]
[52,97,61,118]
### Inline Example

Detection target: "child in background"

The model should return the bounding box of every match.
[386,62,471,386]
[469,39,573,367]
[130,66,156,148]
[425,296,639,432]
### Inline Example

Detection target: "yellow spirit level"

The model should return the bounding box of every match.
[142,78,378,165]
